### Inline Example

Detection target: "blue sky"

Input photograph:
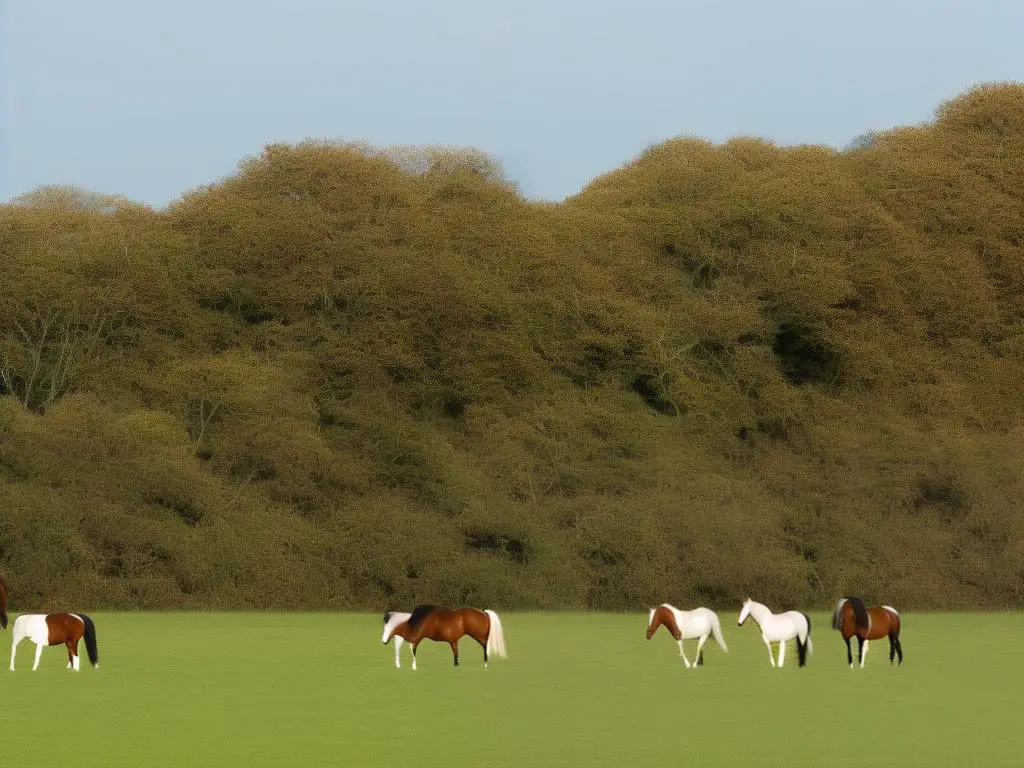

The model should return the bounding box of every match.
[2,0,1022,207]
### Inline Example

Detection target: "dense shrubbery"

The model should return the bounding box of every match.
[3,84,1024,611]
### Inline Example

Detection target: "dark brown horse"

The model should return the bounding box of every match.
[10,613,100,671]
[0,574,8,629]
[831,597,903,668]
[382,605,507,670]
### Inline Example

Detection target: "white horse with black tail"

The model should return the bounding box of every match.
[645,604,728,668]
[737,598,813,668]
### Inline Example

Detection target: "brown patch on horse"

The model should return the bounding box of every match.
[646,605,681,640]
[45,614,84,645]
[862,607,897,640]
[46,613,85,661]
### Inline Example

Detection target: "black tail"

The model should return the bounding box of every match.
[78,614,99,667]
[0,609,7,630]
[797,612,812,667]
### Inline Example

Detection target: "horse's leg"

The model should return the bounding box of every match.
[855,636,864,669]
[411,641,420,671]
[860,639,869,668]
[678,639,691,668]
[65,641,74,670]
[763,636,776,667]
[32,642,43,671]
[888,634,896,665]
[694,634,708,668]
[449,640,459,668]
[845,636,853,668]
[895,637,904,665]
[777,639,786,668]
[71,640,80,672]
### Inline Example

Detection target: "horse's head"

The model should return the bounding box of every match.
[381,611,411,644]
[737,598,753,626]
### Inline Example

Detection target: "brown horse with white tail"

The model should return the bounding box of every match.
[382,605,507,670]
[10,613,99,671]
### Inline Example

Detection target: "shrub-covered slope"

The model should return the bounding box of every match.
[2,84,1023,610]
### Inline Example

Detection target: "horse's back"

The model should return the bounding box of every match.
[408,606,488,640]
[680,607,717,637]
[867,606,899,638]
[458,607,492,636]
[13,614,50,644]
[780,610,810,633]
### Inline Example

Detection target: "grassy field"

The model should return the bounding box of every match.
[2,611,1020,767]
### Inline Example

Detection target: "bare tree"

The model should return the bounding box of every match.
[0,306,112,413]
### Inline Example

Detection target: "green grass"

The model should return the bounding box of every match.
[2,612,1020,766]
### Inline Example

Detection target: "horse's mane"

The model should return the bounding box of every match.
[846,596,870,630]
[407,604,440,629]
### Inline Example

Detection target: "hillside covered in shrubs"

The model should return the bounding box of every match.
[2,83,1023,611]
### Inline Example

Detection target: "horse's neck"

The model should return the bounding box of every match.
[670,605,695,625]
[747,602,773,625]
[384,613,411,639]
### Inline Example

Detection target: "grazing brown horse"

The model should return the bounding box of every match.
[831,597,903,668]
[0,574,8,629]
[383,605,507,670]
[10,613,100,671]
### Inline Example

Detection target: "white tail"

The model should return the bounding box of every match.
[710,613,728,652]
[485,610,507,660]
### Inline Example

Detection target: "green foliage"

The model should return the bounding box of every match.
[3,84,1024,609]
